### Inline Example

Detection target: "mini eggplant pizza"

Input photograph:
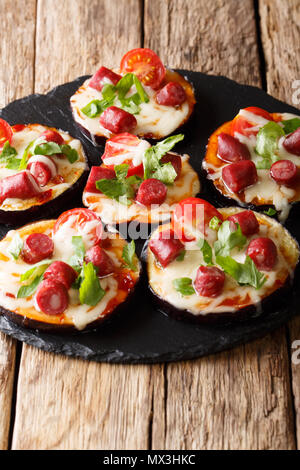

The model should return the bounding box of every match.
[146,198,299,322]
[203,107,300,221]
[70,48,195,144]
[82,133,200,225]
[0,208,140,331]
[0,119,88,224]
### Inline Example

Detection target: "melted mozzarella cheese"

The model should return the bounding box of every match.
[27,155,57,177]
[0,124,87,212]
[0,220,139,330]
[70,77,190,140]
[83,155,200,224]
[147,208,299,316]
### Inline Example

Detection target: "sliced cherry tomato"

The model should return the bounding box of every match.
[231,106,273,137]
[53,208,103,245]
[120,48,166,90]
[0,118,13,149]
[172,197,223,241]
[101,133,148,176]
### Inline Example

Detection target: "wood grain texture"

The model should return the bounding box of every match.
[0,0,37,449]
[11,0,161,450]
[145,0,296,450]
[259,0,300,448]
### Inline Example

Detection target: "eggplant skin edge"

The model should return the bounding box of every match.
[0,273,141,334]
[0,168,89,226]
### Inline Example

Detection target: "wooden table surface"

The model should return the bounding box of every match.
[0,0,300,450]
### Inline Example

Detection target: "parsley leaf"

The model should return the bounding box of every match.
[209,216,222,231]
[60,144,79,163]
[264,207,277,217]
[197,239,213,265]
[143,134,184,183]
[122,240,138,271]
[214,221,247,257]
[0,141,17,161]
[8,233,23,260]
[282,118,300,134]
[255,121,285,168]
[69,236,86,268]
[79,262,105,306]
[173,277,195,296]
[216,255,266,290]
[176,250,186,262]
[95,164,141,205]
[17,262,50,298]
[81,98,114,118]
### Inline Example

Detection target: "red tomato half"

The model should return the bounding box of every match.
[172,197,223,241]
[53,208,103,245]
[231,106,273,137]
[0,118,13,149]
[120,48,166,90]
[101,133,145,176]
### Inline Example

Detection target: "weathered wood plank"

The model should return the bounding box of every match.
[0,0,37,449]
[11,0,162,450]
[260,0,300,448]
[145,0,296,450]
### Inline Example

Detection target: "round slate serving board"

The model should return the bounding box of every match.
[0,70,299,364]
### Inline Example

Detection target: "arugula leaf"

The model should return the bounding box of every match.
[0,141,17,161]
[8,233,23,260]
[197,239,213,265]
[176,250,186,262]
[79,262,105,306]
[143,134,184,183]
[216,255,266,290]
[173,277,195,296]
[122,240,138,271]
[214,221,247,257]
[282,118,300,134]
[264,207,277,217]
[17,263,50,298]
[255,121,284,161]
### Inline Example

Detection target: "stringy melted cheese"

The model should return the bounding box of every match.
[70,69,194,141]
[0,219,140,330]
[83,155,200,224]
[147,208,299,317]
[0,124,87,212]
[203,112,300,222]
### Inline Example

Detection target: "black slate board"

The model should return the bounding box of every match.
[0,70,300,364]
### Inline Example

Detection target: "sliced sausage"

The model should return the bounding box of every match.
[40,129,64,145]
[85,245,115,277]
[27,157,57,187]
[217,132,251,163]
[246,237,277,271]
[100,106,137,134]
[85,166,115,193]
[160,153,182,180]
[283,127,300,156]
[156,82,187,106]
[44,261,78,289]
[0,171,41,202]
[194,266,225,298]
[149,229,184,268]
[35,279,68,316]
[270,159,297,185]
[89,66,122,91]
[227,210,259,236]
[222,160,258,193]
[136,178,167,206]
[21,233,54,264]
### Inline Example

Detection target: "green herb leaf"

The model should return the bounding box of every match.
[216,255,266,290]
[115,163,129,180]
[264,207,277,217]
[60,144,79,163]
[133,75,149,103]
[0,141,17,161]
[5,157,22,170]
[209,216,222,231]
[69,236,86,268]
[173,277,195,296]
[255,121,285,160]
[34,141,61,156]
[79,262,105,306]
[214,221,247,257]
[282,118,300,134]
[197,238,213,265]
[17,263,50,298]
[176,250,186,262]
[8,233,23,260]
[95,166,141,205]
[122,240,138,271]
[101,83,117,101]
[143,134,184,183]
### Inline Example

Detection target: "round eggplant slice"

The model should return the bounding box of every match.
[203,112,300,222]
[70,69,195,144]
[0,218,140,332]
[0,123,88,225]
[146,207,299,323]
[83,154,200,225]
